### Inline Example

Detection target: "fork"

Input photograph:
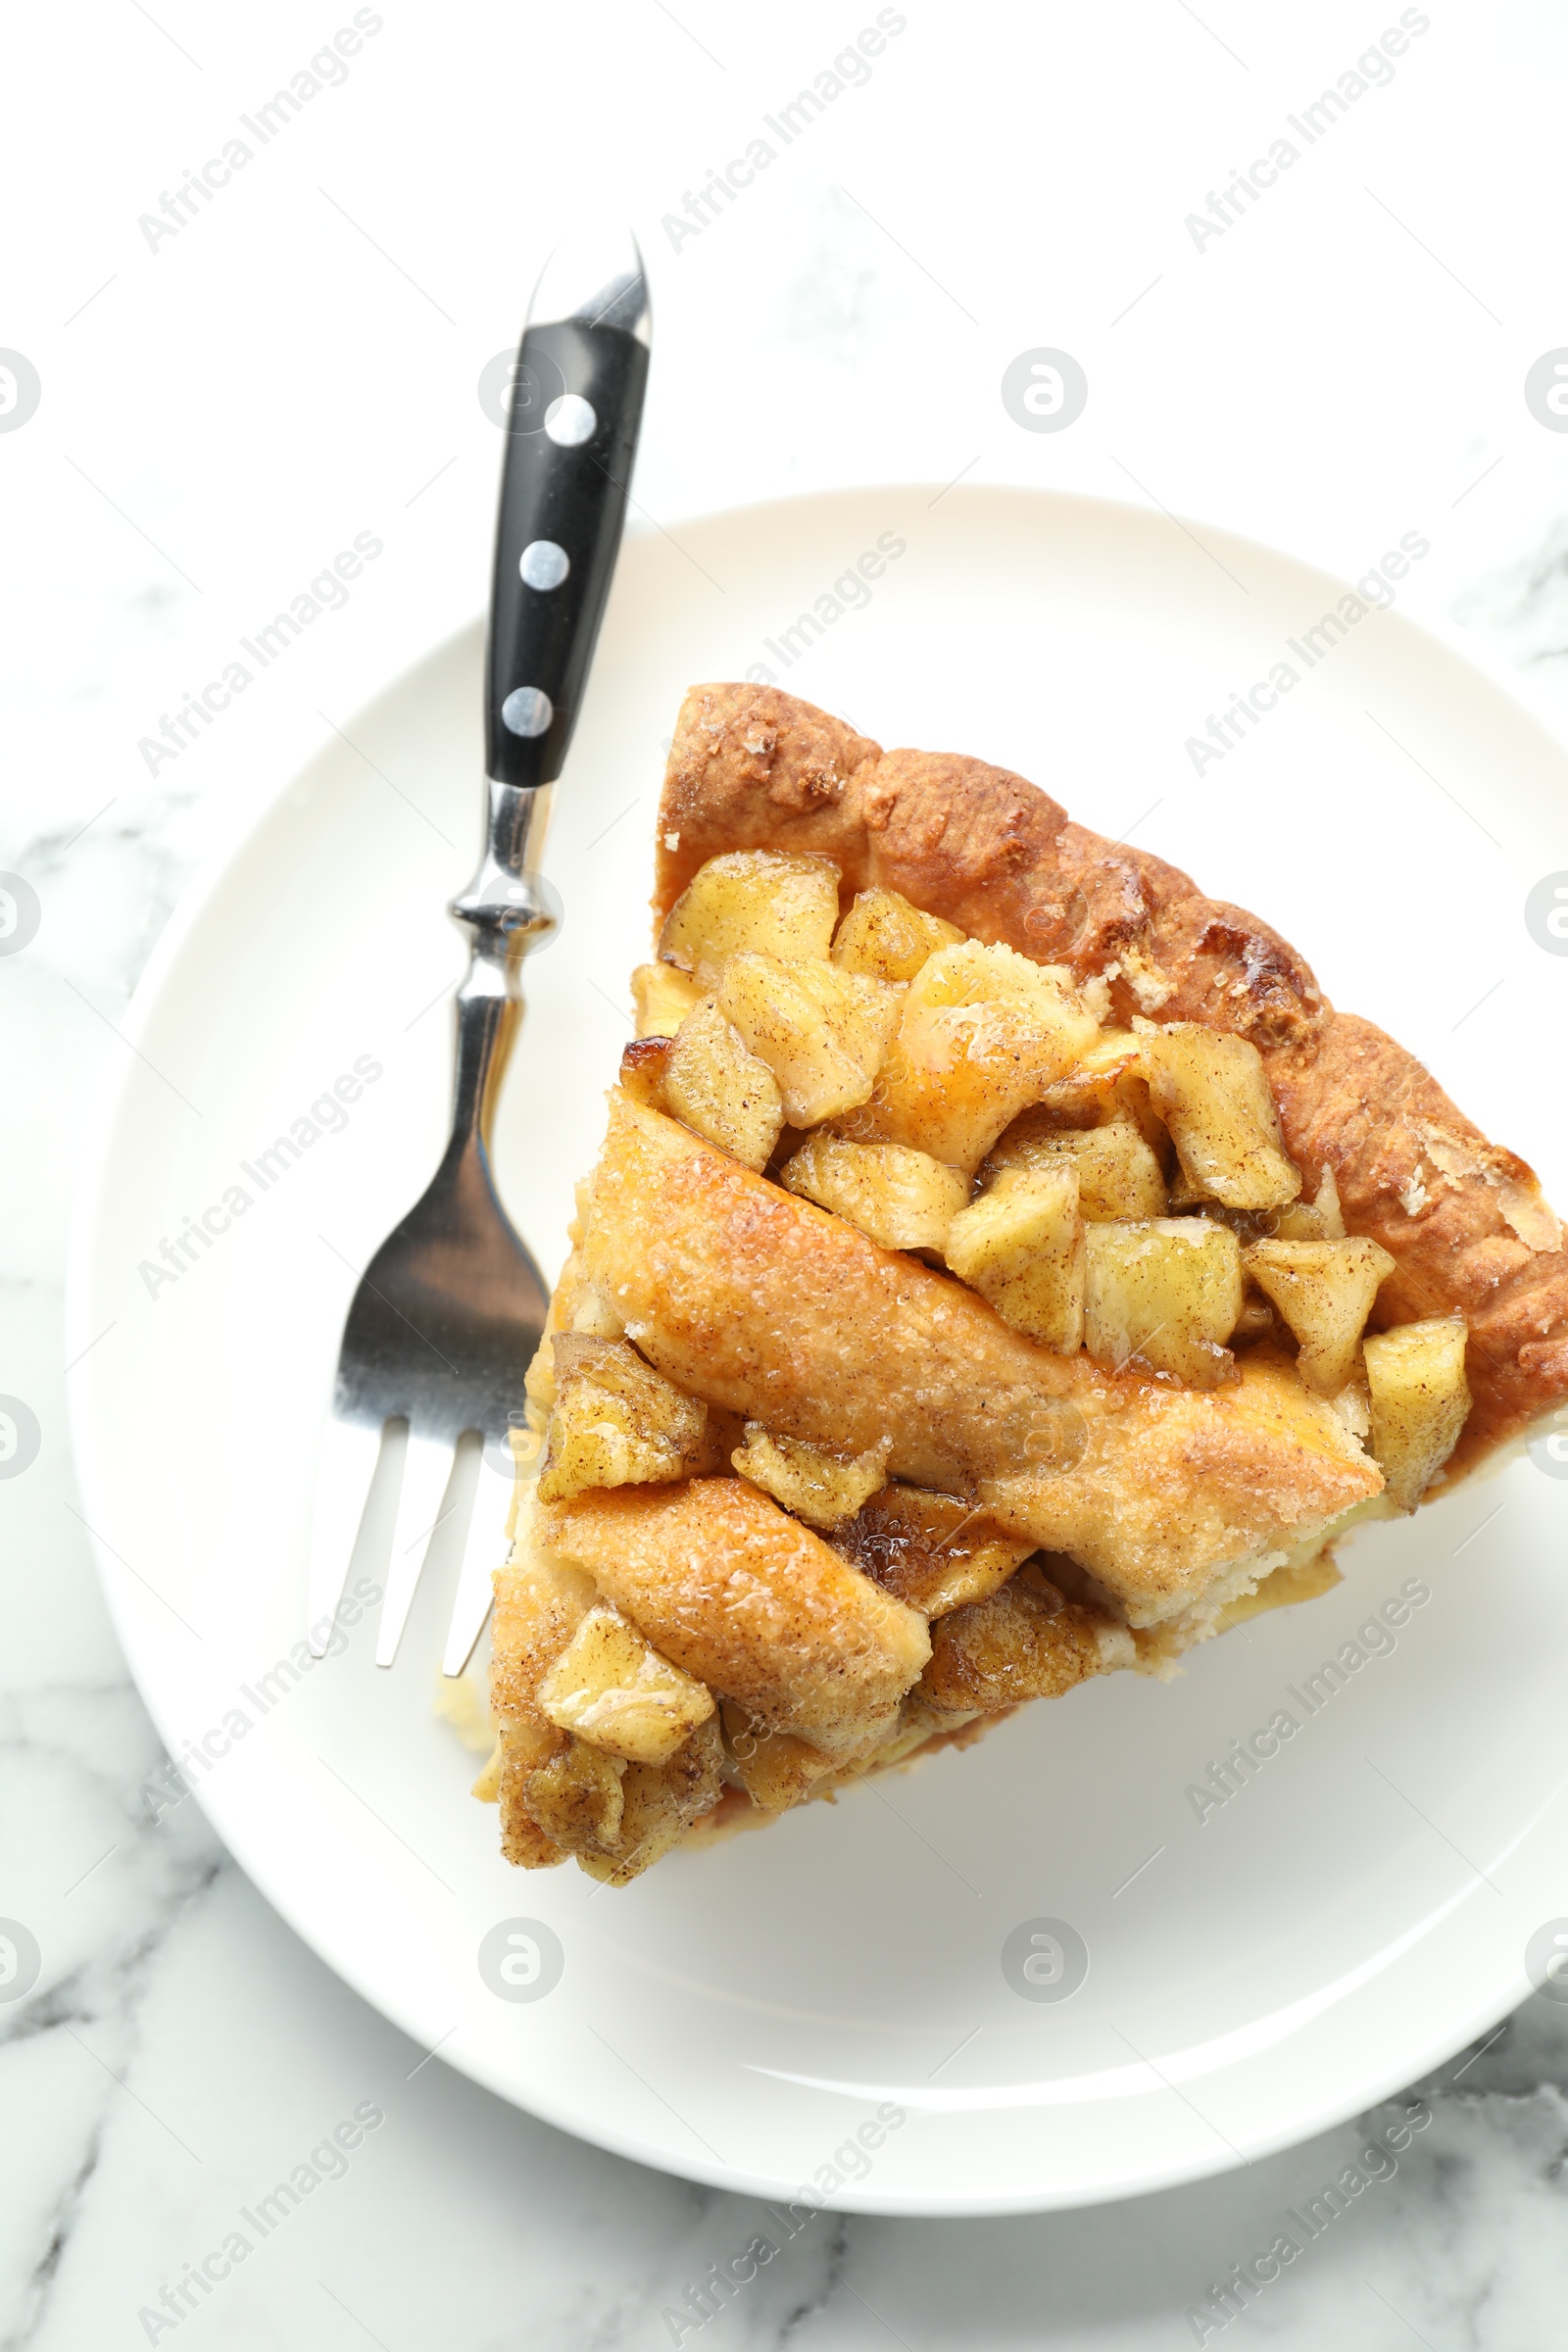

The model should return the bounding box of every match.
[306,227,651,1676]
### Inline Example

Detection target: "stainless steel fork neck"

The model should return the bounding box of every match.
[444,778,557,1156]
[449,776,557,945]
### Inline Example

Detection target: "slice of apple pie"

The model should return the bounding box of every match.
[479,683,1568,1884]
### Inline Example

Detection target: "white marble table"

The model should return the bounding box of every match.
[7,3,1568,2342]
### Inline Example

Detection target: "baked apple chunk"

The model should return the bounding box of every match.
[479,683,1567,1883]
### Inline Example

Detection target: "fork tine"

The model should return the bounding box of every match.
[441,1459,510,1679]
[306,1417,384,1657]
[375,1432,462,1667]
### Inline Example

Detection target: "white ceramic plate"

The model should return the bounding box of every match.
[69,487,1568,2215]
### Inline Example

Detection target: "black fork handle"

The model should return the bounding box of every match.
[483,316,650,790]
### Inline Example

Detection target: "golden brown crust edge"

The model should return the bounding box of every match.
[655,682,1568,1476]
